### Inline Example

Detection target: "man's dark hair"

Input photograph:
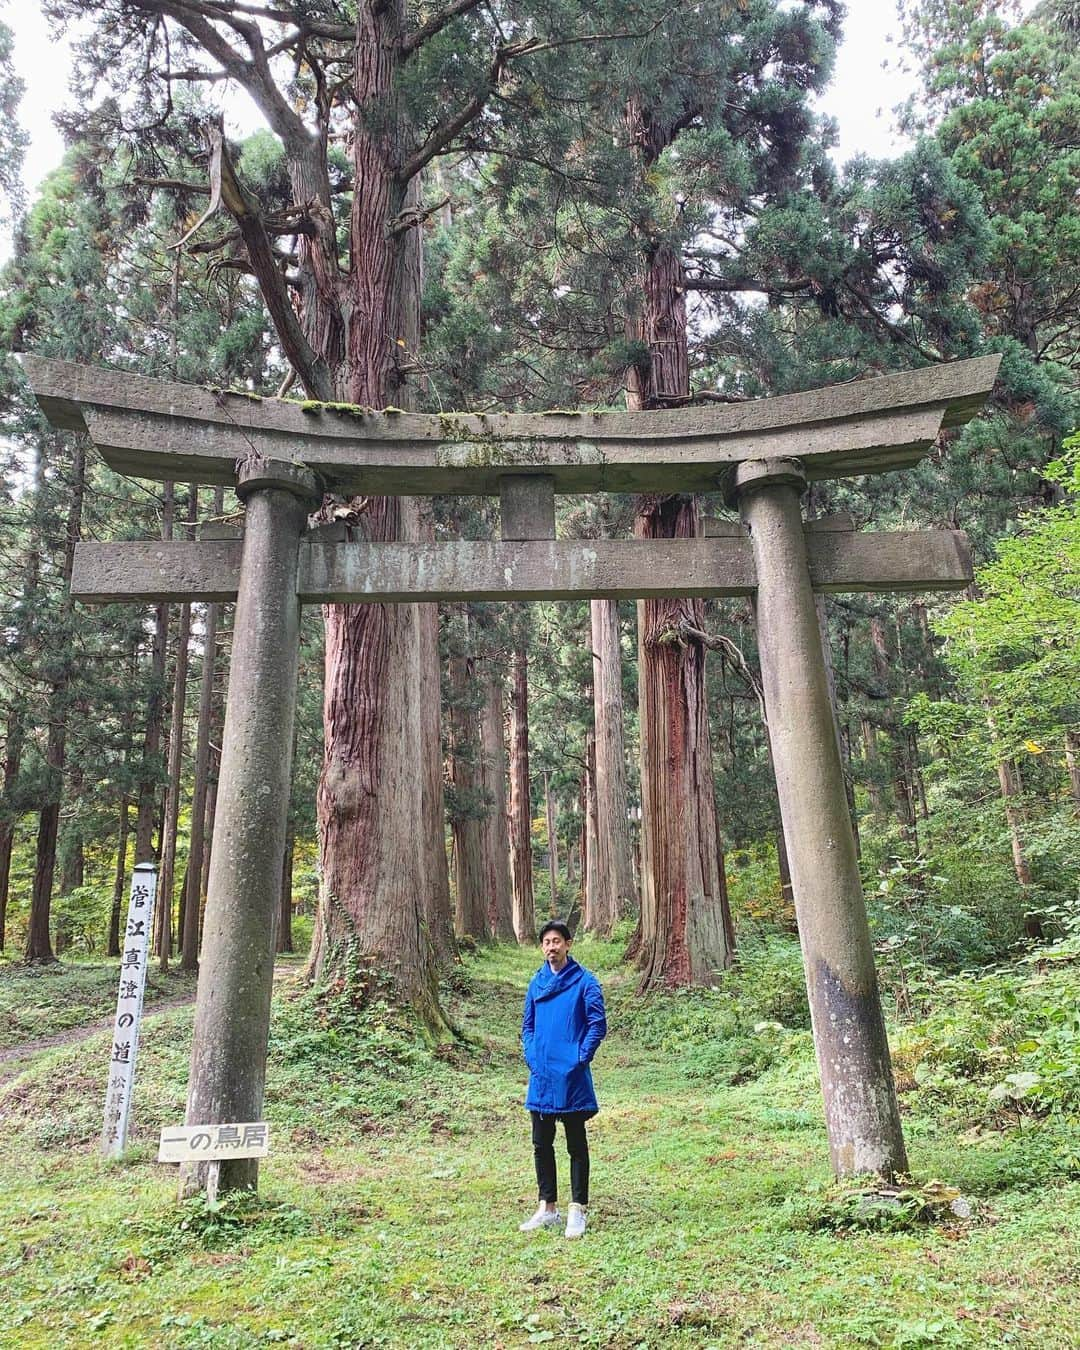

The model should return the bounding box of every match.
[539,920,572,942]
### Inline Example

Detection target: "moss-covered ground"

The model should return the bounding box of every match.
[1,937,1078,1349]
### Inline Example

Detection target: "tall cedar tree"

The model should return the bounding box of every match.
[45,0,679,1022]
[427,0,845,981]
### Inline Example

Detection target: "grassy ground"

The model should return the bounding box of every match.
[0,957,199,1053]
[1,937,1078,1349]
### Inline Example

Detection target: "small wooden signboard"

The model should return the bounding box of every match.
[159,1122,270,1204]
[158,1122,270,1163]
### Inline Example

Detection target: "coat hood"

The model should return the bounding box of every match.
[533,956,585,1000]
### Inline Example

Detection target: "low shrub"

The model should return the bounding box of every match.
[613,933,809,1086]
[892,933,1080,1131]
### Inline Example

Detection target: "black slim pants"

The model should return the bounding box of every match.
[531,1110,590,1205]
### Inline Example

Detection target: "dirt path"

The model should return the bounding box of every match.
[0,964,299,1085]
[0,991,197,1070]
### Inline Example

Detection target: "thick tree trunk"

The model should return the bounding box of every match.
[25,437,86,963]
[27,792,62,962]
[480,666,515,942]
[313,560,451,1019]
[306,14,447,1027]
[635,501,734,988]
[508,645,535,943]
[627,234,733,987]
[590,599,636,935]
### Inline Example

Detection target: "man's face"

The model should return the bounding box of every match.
[542,930,571,970]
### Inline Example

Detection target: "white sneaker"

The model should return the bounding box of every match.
[519,1205,561,1232]
[564,1203,587,1238]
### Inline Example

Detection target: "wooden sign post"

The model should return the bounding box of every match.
[101,862,157,1158]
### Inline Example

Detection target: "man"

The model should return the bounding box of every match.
[519,920,607,1238]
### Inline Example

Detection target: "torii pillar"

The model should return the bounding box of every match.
[735,458,905,1177]
[181,458,319,1195]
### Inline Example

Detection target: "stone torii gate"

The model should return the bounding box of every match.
[20,351,1000,1191]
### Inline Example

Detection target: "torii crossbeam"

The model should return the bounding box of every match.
[19,352,1000,1192]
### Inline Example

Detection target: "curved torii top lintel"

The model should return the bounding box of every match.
[16,352,1001,497]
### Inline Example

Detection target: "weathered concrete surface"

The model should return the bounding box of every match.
[71,530,973,604]
[736,457,908,1180]
[18,352,1001,494]
[181,459,318,1195]
[500,475,555,541]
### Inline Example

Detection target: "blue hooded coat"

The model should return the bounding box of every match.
[522,957,607,1115]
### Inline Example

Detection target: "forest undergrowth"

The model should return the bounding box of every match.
[1,930,1079,1349]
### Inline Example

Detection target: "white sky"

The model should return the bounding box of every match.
[0,2,1037,258]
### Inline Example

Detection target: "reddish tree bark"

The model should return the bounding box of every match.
[590,599,637,935]
[302,12,447,1026]
[635,495,733,987]
[628,240,733,988]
